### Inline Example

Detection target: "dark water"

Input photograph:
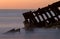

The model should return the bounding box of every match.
[0,28,60,39]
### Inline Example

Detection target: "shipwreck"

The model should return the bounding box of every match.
[23,1,60,30]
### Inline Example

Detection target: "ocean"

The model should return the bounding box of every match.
[0,9,60,39]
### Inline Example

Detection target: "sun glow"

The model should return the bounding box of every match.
[0,0,59,9]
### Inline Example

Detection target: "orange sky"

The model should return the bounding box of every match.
[0,0,59,9]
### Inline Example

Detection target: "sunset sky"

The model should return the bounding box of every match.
[0,0,59,9]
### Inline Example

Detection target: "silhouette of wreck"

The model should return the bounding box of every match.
[4,28,20,34]
[23,1,60,30]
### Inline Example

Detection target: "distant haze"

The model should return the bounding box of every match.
[0,9,35,28]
